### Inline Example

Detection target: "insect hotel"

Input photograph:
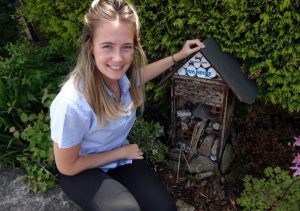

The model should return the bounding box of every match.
[167,38,258,179]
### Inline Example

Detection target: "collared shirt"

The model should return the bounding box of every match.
[50,75,135,171]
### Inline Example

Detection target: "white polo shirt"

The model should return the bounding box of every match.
[50,75,135,171]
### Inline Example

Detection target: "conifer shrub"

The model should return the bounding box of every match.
[130,0,300,112]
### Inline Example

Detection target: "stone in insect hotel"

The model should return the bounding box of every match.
[167,37,258,178]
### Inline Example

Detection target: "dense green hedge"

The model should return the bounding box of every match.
[20,0,300,112]
[0,41,73,114]
[21,0,90,45]
[131,0,300,112]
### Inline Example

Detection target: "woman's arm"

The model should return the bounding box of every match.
[53,142,143,176]
[141,39,205,83]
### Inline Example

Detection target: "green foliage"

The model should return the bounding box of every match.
[130,0,300,112]
[16,107,56,192]
[0,41,74,118]
[237,167,300,211]
[2,93,57,192]
[0,41,73,191]
[20,0,90,45]
[128,116,168,163]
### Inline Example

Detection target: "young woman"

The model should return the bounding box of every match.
[50,0,205,210]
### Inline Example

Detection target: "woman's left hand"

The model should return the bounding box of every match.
[174,39,205,61]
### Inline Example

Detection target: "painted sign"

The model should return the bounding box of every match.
[176,52,221,79]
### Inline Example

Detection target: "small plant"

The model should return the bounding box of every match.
[128,116,168,164]
[237,135,300,210]
[15,110,57,192]
[9,93,58,192]
[0,24,80,191]
[290,135,300,176]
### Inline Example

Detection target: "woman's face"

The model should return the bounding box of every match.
[92,20,135,85]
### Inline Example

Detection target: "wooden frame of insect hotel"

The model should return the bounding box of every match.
[168,38,258,177]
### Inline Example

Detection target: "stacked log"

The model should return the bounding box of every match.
[168,103,223,179]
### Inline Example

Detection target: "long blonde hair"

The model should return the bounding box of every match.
[69,0,146,126]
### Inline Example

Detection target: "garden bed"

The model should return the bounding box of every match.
[155,102,300,210]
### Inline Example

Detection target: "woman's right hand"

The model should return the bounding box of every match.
[53,142,143,176]
[121,144,144,159]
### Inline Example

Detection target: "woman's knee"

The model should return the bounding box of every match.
[91,178,141,211]
[59,170,140,211]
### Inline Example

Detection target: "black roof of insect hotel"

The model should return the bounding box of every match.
[170,37,258,104]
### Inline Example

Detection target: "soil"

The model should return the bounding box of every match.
[154,102,300,211]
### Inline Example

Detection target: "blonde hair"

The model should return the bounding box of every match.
[69,0,146,126]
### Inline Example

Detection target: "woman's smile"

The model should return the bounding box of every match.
[92,20,135,85]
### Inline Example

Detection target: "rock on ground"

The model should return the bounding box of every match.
[0,167,194,211]
[0,167,81,211]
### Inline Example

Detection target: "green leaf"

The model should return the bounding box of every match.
[20,113,28,123]
[173,18,184,28]
[13,131,20,139]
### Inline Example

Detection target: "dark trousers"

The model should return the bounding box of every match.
[59,160,177,211]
